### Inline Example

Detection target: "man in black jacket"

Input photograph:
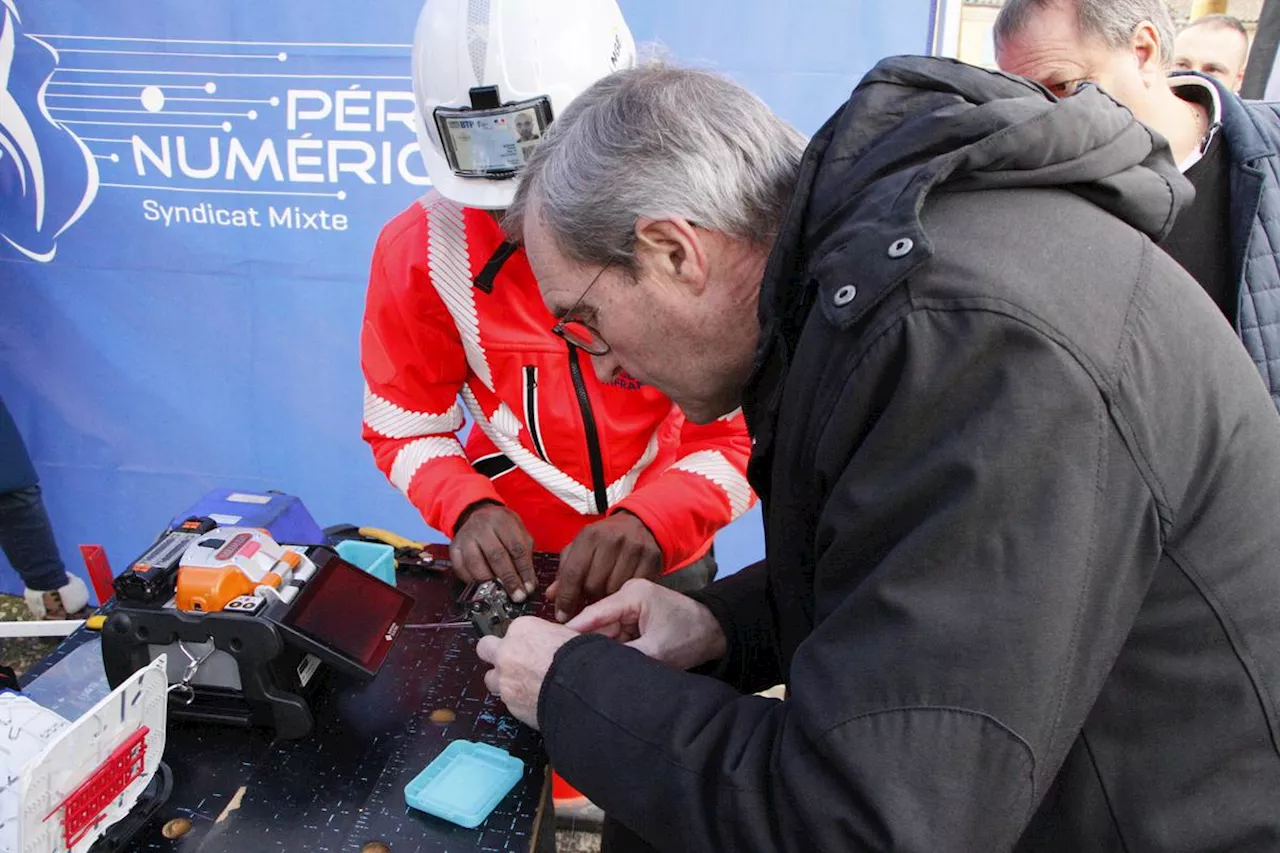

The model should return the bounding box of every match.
[477,58,1280,851]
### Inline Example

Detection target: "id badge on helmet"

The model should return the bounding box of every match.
[434,96,554,179]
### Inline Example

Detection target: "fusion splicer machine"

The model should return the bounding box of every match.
[102,518,414,739]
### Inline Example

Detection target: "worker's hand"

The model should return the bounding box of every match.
[450,501,537,602]
[566,579,726,672]
[476,616,578,730]
[550,511,662,621]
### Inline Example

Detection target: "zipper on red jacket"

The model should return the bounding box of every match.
[523,365,549,461]
[566,344,609,514]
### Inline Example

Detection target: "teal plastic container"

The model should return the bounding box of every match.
[404,740,524,828]
[334,540,397,587]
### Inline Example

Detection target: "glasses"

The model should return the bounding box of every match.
[551,262,612,356]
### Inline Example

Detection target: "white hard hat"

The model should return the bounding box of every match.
[412,0,637,210]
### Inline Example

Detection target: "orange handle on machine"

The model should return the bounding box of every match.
[175,566,284,613]
[174,531,304,613]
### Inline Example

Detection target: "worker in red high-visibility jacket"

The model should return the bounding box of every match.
[361,0,754,623]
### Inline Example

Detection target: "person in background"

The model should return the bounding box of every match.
[361,1,753,633]
[477,58,1280,851]
[0,397,88,619]
[995,0,1280,414]
[1175,13,1250,92]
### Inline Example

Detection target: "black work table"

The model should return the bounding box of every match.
[22,570,554,853]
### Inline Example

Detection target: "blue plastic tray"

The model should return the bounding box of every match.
[335,539,397,587]
[404,740,524,828]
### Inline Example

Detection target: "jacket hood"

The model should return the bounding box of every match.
[760,56,1193,338]
[810,55,1189,242]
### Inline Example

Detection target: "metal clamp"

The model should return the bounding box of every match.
[167,639,216,706]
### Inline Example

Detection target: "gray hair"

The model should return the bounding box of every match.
[504,65,807,271]
[995,0,1178,67]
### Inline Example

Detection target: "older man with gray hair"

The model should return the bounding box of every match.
[475,57,1280,851]
[995,0,1280,414]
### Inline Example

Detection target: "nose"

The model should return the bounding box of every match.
[591,351,622,384]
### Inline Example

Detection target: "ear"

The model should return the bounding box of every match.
[1131,21,1164,77]
[1235,69,1246,93]
[634,217,709,296]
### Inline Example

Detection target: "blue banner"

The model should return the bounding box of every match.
[0,0,936,595]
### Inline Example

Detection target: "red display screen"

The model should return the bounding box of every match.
[278,553,414,678]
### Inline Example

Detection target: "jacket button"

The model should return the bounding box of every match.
[833,285,857,306]
[888,237,914,258]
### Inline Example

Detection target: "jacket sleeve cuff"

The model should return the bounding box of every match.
[607,499,686,569]
[537,633,608,731]
[611,459,747,570]
[686,561,781,692]
[407,465,505,537]
[537,633,742,810]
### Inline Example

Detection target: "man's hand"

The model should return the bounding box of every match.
[551,510,662,621]
[566,579,727,671]
[475,616,578,729]
[450,501,537,601]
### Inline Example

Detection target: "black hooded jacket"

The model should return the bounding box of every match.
[537,57,1280,851]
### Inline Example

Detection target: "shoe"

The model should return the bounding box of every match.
[24,574,90,619]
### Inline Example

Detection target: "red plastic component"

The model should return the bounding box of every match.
[552,770,585,803]
[48,725,149,848]
[78,544,115,606]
